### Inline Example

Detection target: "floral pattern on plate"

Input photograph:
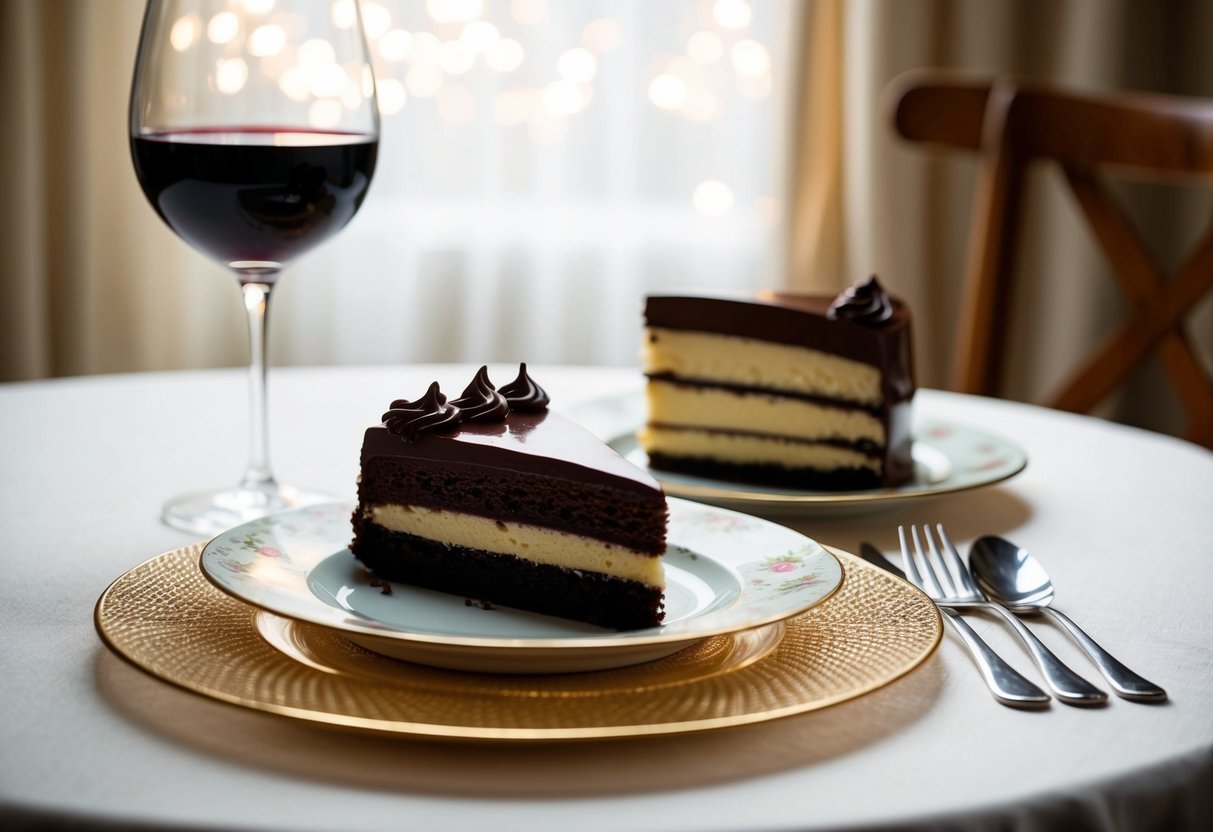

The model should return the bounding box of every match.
[199,498,843,660]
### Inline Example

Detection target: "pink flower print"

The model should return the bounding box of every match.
[776,573,824,595]
[770,561,797,573]
[257,545,284,559]
[219,558,253,574]
[969,458,1007,472]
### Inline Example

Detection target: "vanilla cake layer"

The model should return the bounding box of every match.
[368,504,665,588]
[639,426,881,474]
[644,328,883,406]
[645,379,885,445]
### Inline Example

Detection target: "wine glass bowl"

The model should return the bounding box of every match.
[130,0,380,535]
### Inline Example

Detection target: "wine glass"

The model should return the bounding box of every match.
[130,0,380,535]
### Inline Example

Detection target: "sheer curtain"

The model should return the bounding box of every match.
[0,0,794,380]
[275,0,795,368]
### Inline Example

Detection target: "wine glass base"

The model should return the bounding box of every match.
[161,484,333,538]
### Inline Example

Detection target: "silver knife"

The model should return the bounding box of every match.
[858,542,1050,709]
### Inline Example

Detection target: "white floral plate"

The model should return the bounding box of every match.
[565,392,1027,517]
[199,499,842,674]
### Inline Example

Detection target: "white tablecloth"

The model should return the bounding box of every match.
[1,365,1211,831]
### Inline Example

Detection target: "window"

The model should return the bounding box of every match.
[275,0,793,366]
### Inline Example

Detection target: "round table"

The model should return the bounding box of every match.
[2,365,1210,831]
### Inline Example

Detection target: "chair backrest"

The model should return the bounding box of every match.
[888,71,1213,448]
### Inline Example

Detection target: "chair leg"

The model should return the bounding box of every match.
[951,83,1024,398]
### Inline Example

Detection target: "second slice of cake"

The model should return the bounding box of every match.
[641,277,916,490]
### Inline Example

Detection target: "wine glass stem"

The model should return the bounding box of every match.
[240,279,277,492]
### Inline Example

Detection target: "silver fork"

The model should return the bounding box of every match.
[900,524,1108,707]
[859,543,1049,709]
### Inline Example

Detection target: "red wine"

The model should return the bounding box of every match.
[131,127,378,271]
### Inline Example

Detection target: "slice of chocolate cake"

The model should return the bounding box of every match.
[351,365,668,631]
[641,277,915,490]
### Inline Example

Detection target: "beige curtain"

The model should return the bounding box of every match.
[5,0,1210,443]
[1,0,244,381]
[787,0,1213,438]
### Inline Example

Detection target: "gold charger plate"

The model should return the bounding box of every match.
[95,545,941,742]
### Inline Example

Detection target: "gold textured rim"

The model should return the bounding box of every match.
[95,545,942,742]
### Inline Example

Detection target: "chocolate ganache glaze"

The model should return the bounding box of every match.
[364,367,660,494]
[450,365,510,422]
[381,365,551,442]
[827,275,894,325]
[498,363,550,411]
[383,382,463,441]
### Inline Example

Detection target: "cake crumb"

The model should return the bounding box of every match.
[379,581,392,595]
[464,599,473,606]
[479,600,494,611]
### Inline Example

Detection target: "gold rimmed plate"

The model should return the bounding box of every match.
[565,392,1028,516]
[197,499,843,673]
[95,545,942,742]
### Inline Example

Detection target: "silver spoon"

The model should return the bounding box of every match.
[969,536,1167,702]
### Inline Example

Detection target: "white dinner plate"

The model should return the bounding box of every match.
[199,499,842,673]
[564,391,1028,516]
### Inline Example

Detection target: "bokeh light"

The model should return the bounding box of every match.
[206,12,239,45]
[730,39,770,77]
[693,180,735,216]
[542,79,588,116]
[460,21,500,53]
[648,73,688,110]
[170,14,201,52]
[361,4,393,41]
[712,0,752,30]
[214,58,248,94]
[331,0,357,29]
[378,29,413,62]
[486,38,525,72]
[248,24,286,57]
[556,48,597,83]
[308,98,343,128]
[377,77,408,114]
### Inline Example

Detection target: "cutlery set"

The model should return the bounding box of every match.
[861,524,1166,709]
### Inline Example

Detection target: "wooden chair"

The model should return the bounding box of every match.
[888,71,1213,448]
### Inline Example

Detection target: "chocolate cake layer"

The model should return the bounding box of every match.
[644,292,915,405]
[357,455,666,553]
[645,373,887,416]
[645,453,884,491]
[351,521,665,630]
[645,422,886,457]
